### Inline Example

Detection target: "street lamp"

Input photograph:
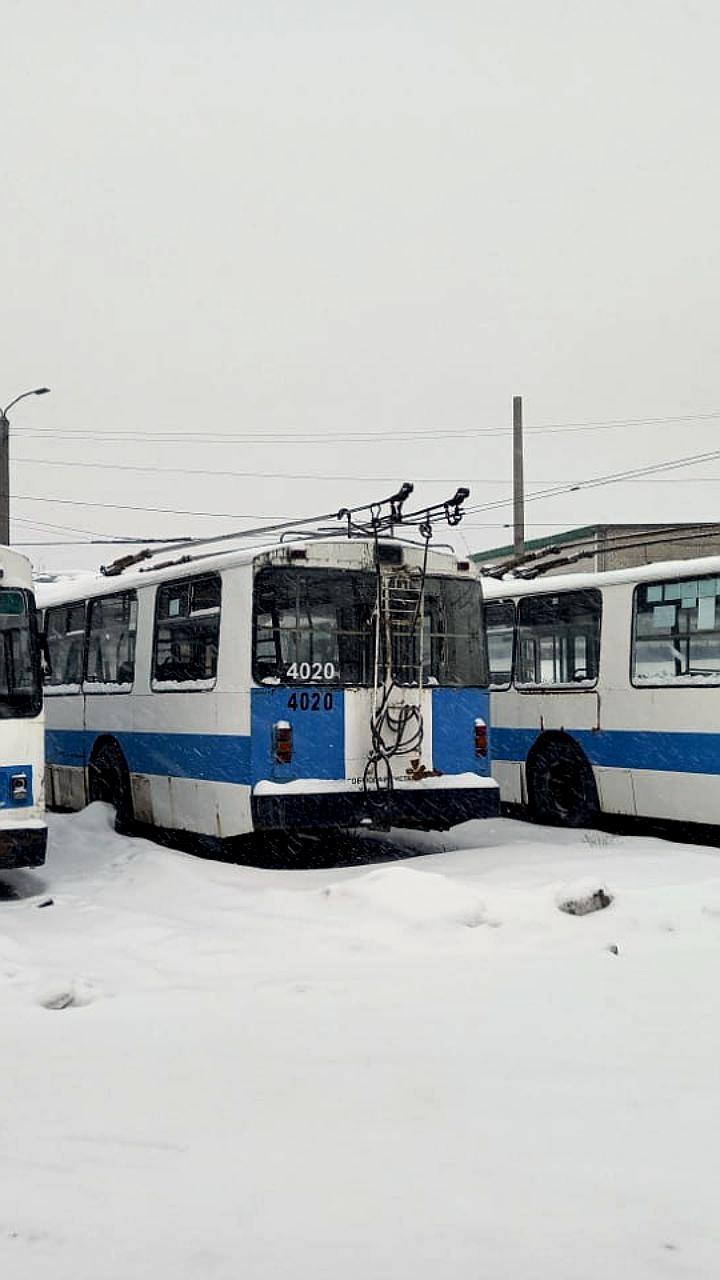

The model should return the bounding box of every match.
[0,387,50,544]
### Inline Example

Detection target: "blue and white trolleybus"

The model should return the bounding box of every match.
[39,505,498,843]
[484,554,720,830]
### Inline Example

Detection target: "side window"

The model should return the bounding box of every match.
[45,602,86,691]
[485,599,515,690]
[516,590,601,688]
[86,593,137,689]
[152,575,221,688]
[632,575,720,685]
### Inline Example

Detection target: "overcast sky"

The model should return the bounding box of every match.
[5,0,720,572]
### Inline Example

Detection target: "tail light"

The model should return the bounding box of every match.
[474,718,488,757]
[273,720,293,764]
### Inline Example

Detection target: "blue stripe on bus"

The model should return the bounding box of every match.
[431,687,491,776]
[46,685,347,787]
[492,726,720,775]
[46,688,491,788]
[46,730,253,785]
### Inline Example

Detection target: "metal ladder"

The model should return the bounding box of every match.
[381,572,424,686]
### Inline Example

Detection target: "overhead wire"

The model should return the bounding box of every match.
[461,447,720,518]
[9,445,720,524]
[12,407,720,444]
[12,454,720,485]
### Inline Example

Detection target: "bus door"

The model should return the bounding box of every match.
[515,588,602,736]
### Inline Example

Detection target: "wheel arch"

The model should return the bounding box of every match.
[88,733,129,769]
[525,729,600,826]
[525,728,593,774]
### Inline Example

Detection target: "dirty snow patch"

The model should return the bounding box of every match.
[556,878,614,916]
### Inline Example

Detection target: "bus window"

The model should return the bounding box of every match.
[152,575,221,688]
[485,599,515,689]
[252,568,487,687]
[45,602,86,691]
[86,592,137,689]
[0,590,42,717]
[516,590,601,688]
[632,575,720,684]
[253,569,374,685]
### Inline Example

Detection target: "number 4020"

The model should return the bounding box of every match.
[286,661,337,681]
[287,691,334,711]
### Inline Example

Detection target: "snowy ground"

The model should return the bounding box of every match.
[1,808,719,1279]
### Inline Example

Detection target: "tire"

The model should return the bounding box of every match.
[527,738,599,828]
[89,741,134,835]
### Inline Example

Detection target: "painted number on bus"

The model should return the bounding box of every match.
[286,661,336,682]
[287,691,334,712]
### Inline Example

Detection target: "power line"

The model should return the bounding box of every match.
[11,493,258,518]
[464,447,720,518]
[11,457,460,484]
[11,513,145,540]
[8,444,720,528]
[12,454,720,486]
[7,456,629,487]
[12,408,720,445]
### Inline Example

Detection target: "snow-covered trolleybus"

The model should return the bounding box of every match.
[483,554,720,829]
[0,548,47,866]
[38,536,498,842]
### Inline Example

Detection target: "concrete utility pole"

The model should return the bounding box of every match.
[0,388,50,544]
[513,394,525,559]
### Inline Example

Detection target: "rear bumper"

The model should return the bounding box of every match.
[252,783,500,833]
[0,826,47,869]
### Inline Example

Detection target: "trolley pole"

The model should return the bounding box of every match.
[0,388,50,544]
[512,394,525,559]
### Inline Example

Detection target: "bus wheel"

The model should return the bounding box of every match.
[527,738,599,828]
[89,742,134,835]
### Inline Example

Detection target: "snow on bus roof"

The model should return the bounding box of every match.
[480,551,720,598]
[35,536,473,607]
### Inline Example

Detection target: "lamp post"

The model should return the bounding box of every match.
[0,387,50,544]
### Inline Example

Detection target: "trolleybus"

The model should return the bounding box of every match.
[0,547,47,867]
[39,534,498,843]
[484,554,720,830]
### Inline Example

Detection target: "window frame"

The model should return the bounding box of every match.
[513,588,602,693]
[251,566,488,689]
[485,598,516,691]
[151,572,222,692]
[630,572,720,689]
[83,590,138,695]
[43,599,88,696]
[0,588,43,718]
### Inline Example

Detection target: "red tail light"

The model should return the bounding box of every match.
[474,718,488,757]
[274,720,293,764]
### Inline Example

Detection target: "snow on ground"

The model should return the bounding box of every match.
[1,807,720,1279]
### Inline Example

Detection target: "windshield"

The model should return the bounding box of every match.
[253,567,488,687]
[0,589,42,718]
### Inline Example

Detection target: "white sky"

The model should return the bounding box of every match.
[5,0,720,572]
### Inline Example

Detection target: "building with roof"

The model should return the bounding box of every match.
[472,523,720,577]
